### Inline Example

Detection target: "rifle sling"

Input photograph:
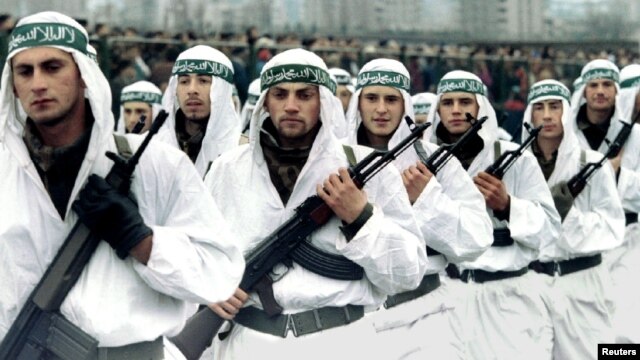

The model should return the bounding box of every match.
[289,241,364,280]
[288,145,364,281]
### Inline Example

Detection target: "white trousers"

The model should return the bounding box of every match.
[534,262,615,360]
[366,280,466,360]
[607,223,640,343]
[448,271,553,360]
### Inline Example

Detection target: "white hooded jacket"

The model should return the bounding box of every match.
[204,49,427,312]
[158,45,241,177]
[570,59,640,217]
[345,60,492,275]
[0,12,243,346]
[523,80,624,261]
[426,70,562,272]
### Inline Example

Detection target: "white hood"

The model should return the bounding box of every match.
[569,59,629,152]
[159,45,240,176]
[328,67,355,94]
[239,77,261,133]
[522,79,579,186]
[248,48,341,161]
[249,48,347,149]
[412,92,436,116]
[115,80,163,134]
[618,64,640,123]
[345,58,415,147]
[425,70,498,148]
[0,12,114,217]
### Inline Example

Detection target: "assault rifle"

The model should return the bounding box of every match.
[417,113,487,175]
[567,120,632,197]
[484,123,543,179]
[0,111,169,360]
[130,114,147,134]
[169,118,431,360]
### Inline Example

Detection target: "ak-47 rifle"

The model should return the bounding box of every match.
[0,111,169,360]
[129,114,147,134]
[567,120,633,197]
[484,123,543,179]
[417,113,487,175]
[169,118,431,360]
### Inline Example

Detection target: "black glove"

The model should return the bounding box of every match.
[550,181,574,221]
[72,174,153,259]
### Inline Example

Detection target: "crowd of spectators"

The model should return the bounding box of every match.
[2,11,639,132]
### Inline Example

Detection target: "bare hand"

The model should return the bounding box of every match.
[402,161,433,204]
[609,149,624,174]
[208,288,249,320]
[474,171,510,211]
[317,167,367,224]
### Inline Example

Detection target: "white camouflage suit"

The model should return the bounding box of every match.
[524,79,625,359]
[0,11,244,357]
[425,70,562,360]
[345,59,493,360]
[572,60,640,343]
[203,49,427,359]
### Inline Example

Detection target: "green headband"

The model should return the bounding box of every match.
[413,103,432,115]
[9,23,88,55]
[246,94,259,105]
[620,76,640,89]
[356,71,410,92]
[334,74,351,85]
[582,68,619,84]
[437,78,485,96]
[527,83,571,104]
[260,64,336,93]
[172,59,234,84]
[120,91,162,104]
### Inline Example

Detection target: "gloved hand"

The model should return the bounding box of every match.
[72,174,153,259]
[550,181,574,221]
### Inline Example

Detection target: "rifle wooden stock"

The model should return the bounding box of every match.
[169,119,431,360]
[0,111,168,359]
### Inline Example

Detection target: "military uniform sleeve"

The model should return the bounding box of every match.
[412,156,493,263]
[505,152,562,250]
[132,147,244,305]
[336,164,428,295]
[560,162,626,254]
[615,126,640,213]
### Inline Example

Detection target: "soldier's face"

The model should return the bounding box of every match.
[123,101,152,133]
[176,74,212,122]
[584,79,616,113]
[264,83,321,147]
[437,92,478,135]
[531,99,564,141]
[358,86,405,147]
[12,47,85,127]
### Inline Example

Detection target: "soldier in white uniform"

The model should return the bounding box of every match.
[203,48,427,359]
[525,79,625,359]
[0,11,244,359]
[343,58,492,359]
[426,70,562,359]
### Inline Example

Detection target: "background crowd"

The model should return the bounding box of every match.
[1,11,639,141]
